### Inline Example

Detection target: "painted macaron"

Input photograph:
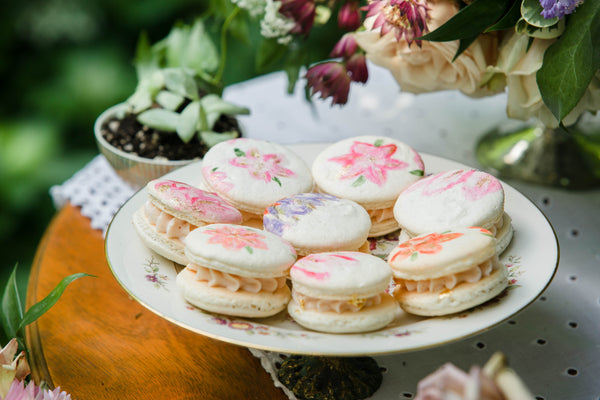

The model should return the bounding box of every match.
[388,227,508,316]
[176,224,297,318]
[200,138,314,228]
[288,251,399,333]
[311,135,424,237]
[263,193,372,256]
[133,179,243,265]
[393,169,513,254]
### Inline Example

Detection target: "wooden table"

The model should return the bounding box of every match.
[25,203,287,399]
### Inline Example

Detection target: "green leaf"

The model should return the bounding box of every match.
[234,148,246,157]
[515,17,565,39]
[1,265,24,339]
[256,38,288,73]
[352,175,366,187]
[521,0,558,28]
[177,101,201,143]
[185,19,220,73]
[485,0,522,32]
[374,139,384,147]
[137,109,179,132]
[272,176,282,186]
[155,90,184,111]
[17,273,93,331]
[245,246,254,254]
[410,169,424,176]
[537,0,600,122]
[133,31,159,81]
[200,131,240,148]
[420,0,513,42]
[201,94,250,128]
[163,68,200,100]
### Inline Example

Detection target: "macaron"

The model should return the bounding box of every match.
[388,227,508,316]
[393,169,513,254]
[263,193,372,256]
[200,138,314,227]
[176,224,297,318]
[288,251,400,333]
[133,179,243,265]
[311,135,424,237]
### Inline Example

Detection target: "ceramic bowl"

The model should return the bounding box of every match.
[94,103,198,189]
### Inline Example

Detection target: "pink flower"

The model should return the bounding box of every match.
[306,62,352,105]
[204,225,269,252]
[202,166,234,193]
[338,1,362,31]
[363,0,430,47]
[229,148,295,184]
[279,0,316,36]
[328,140,407,185]
[1,339,30,398]
[390,231,464,262]
[3,380,71,400]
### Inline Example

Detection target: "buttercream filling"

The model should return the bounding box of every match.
[486,214,504,236]
[368,207,395,225]
[292,289,383,313]
[188,264,286,294]
[145,201,200,239]
[394,259,495,293]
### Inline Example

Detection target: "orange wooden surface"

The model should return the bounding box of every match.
[25,203,287,400]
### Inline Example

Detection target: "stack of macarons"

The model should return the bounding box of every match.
[393,169,513,254]
[129,136,514,332]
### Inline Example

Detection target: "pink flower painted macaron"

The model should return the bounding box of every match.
[288,251,400,333]
[388,227,508,316]
[263,193,372,256]
[200,138,314,228]
[311,136,424,237]
[393,169,513,255]
[133,179,243,265]
[177,224,297,318]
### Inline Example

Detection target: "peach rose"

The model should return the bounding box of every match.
[354,0,499,97]
[484,31,600,128]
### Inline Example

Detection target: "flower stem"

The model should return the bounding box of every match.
[215,6,241,88]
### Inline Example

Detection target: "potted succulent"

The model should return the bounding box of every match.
[95,19,249,188]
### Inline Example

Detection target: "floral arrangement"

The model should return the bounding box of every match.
[228,0,599,128]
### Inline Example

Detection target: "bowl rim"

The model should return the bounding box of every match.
[94,103,196,166]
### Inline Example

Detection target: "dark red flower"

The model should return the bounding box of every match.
[305,62,351,105]
[338,1,362,31]
[346,53,368,83]
[363,0,430,47]
[330,33,359,58]
[279,0,317,36]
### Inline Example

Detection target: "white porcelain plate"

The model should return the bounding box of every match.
[105,143,559,356]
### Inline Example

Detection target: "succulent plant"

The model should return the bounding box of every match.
[122,19,249,147]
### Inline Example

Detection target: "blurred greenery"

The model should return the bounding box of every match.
[0,0,337,304]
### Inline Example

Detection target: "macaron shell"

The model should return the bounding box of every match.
[176,267,290,318]
[388,227,497,281]
[312,136,424,209]
[290,252,392,299]
[263,193,371,255]
[394,169,504,237]
[146,179,243,226]
[395,262,508,316]
[132,208,188,265]
[185,224,297,278]
[200,138,314,215]
[288,293,400,333]
[495,213,514,255]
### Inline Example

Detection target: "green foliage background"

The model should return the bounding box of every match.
[0,0,338,302]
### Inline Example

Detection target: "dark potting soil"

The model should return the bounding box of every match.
[100,112,242,160]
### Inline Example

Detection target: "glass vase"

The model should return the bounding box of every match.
[475,112,600,189]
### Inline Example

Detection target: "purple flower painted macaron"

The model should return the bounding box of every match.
[263,193,372,256]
